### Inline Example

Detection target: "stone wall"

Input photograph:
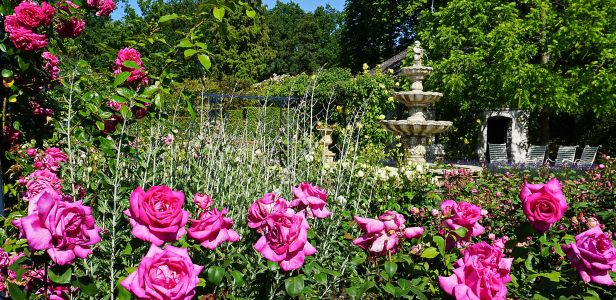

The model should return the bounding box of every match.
[477,110,529,163]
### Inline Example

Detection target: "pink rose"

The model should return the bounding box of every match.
[42,52,60,79]
[56,18,85,38]
[107,100,125,111]
[440,200,484,247]
[14,1,55,28]
[187,207,240,250]
[2,125,22,145]
[353,211,424,256]
[193,193,212,210]
[12,189,102,265]
[290,182,331,219]
[45,147,68,163]
[26,148,37,158]
[24,169,62,201]
[114,48,148,87]
[562,226,616,286]
[519,178,567,233]
[254,211,316,271]
[103,114,123,134]
[87,0,116,17]
[439,241,513,300]
[121,245,203,300]
[247,193,290,231]
[123,186,189,246]
[8,26,48,51]
[0,248,9,268]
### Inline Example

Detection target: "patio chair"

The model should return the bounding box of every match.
[546,145,578,167]
[524,145,547,167]
[575,145,601,168]
[488,143,508,165]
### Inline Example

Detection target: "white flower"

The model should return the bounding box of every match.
[431,177,440,185]
[404,169,415,181]
[375,168,389,181]
[336,195,347,206]
[356,122,363,129]
[341,162,350,169]
[254,149,263,156]
[356,170,365,178]
[234,156,241,163]
[305,154,314,162]
[415,164,425,173]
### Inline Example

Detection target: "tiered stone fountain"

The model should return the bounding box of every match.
[380,41,452,163]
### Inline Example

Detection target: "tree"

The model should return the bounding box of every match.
[266,1,342,76]
[416,0,616,151]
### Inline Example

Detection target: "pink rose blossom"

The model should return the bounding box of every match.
[114,48,148,87]
[254,211,316,271]
[519,178,567,233]
[0,248,9,268]
[107,100,125,111]
[193,193,212,210]
[290,182,331,219]
[121,244,203,300]
[440,200,485,248]
[24,169,62,201]
[431,208,440,217]
[353,211,424,256]
[103,114,123,134]
[187,207,240,250]
[3,125,21,145]
[562,226,616,286]
[12,189,102,265]
[56,18,85,38]
[439,241,513,300]
[14,1,55,28]
[123,186,189,246]
[87,0,116,17]
[247,193,290,232]
[42,52,60,79]
[26,148,37,158]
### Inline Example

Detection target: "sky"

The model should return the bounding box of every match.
[111,0,346,20]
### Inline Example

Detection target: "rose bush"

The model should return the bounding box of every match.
[520,178,568,233]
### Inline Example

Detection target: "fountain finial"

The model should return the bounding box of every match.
[413,41,424,66]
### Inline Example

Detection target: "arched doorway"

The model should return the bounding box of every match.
[486,116,512,161]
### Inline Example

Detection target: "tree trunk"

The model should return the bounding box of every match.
[540,107,550,145]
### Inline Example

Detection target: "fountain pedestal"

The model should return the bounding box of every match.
[317,126,335,163]
[380,41,452,163]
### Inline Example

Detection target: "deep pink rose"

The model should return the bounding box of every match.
[45,147,68,163]
[440,200,484,248]
[26,148,37,158]
[254,211,316,271]
[87,0,116,16]
[103,114,123,134]
[42,51,60,79]
[0,248,9,268]
[353,211,424,256]
[290,182,331,219]
[193,193,212,210]
[519,178,567,233]
[123,186,189,246]
[562,226,616,286]
[439,241,513,300]
[33,148,67,172]
[24,169,62,201]
[2,125,21,145]
[121,245,203,300]
[114,48,148,87]
[7,26,47,51]
[14,1,55,28]
[12,189,102,265]
[187,207,240,250]
[247,193,290,231]
[56,18,85,38]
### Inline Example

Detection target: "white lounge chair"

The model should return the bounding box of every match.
[488,143,508,165]
[524,145,547,167]
[547,145,578,167]
[575,145,601,168]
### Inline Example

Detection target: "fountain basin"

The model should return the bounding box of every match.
[380,120,452,136]
[394,91,443,107]
[401,66,433,77]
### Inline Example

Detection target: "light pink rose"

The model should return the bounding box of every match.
[254,211,316,271]
[439,241,513,300]
[12,189,102,265]
[562,226,616,286]
[247,193,290,232]
[121,245,203,300]
[519,178,567,233]
[187,208,240,250]
[353,211,424,256]
[14,1,55,28]
[123,186,189,246]
[290,182,331,219]
[193,193,212,210]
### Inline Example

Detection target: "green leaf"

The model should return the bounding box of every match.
[116,87,136,99]
[213,7,226,21]
[230,270,244,287]
[246,9,256,18]
[113,72,131,87]
[314,273,327,285]
[117,278,132,300]
[184,49,198,58]
[207,266,225,286]
[421,247,439,259]
[122,60,140,69]
[195,42,207,50]
[453,227,468,239]
[48,265,73,284]
[177,39,193,48]
[158,13,178,23]
[433,235,445,257]
[284,275,304,297]
[1,69,13,78]
[185,95,196,120]
[384,261,397,277]
[8,283,26,300]
[409,287,428,300]
[198,54,211,70]
[72,276,98,296]
[345,281,376,300]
